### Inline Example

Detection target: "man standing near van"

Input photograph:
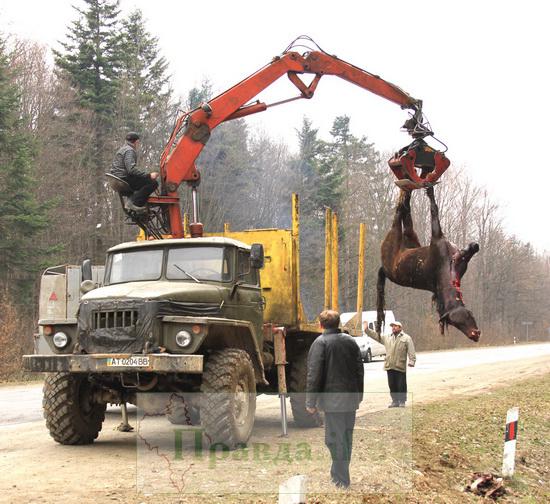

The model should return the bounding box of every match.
[364,321,415,407]
[306,310,364,488]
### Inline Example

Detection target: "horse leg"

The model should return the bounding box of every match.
[390,190,408,230]
[426,186,443,241]
[454,242,480,279]
[382,190,406,263]
[401,191,421,248]
[376,267,386,333]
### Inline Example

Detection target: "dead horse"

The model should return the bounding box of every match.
[377,186,481,341]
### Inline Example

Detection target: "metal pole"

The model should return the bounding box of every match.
[191,186,199,224]
[121,402,129,424]
[188,184,204,237]
[280,394,288,437]
[292,194,301,324]
[356,223,366,316]
[331,212,339,312]
[274,328,288,437]
[324,208,332,310]
[117,402,134,432]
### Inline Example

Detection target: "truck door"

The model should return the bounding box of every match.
[234,249,264,339]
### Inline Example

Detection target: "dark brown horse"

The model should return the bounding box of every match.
[377,187,481,341]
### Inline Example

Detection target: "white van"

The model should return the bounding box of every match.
[341,310,396,363]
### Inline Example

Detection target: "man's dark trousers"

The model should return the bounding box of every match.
[387,369,407,404]
[324,410,356,487]
[124,173,158,206]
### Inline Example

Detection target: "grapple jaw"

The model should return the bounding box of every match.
[389,139,450,191]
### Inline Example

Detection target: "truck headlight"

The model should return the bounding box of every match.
[53,332,69,348]
[175,330,192,348]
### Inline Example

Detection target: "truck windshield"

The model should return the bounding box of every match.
[167,247,231,282]
[109,249,163,284]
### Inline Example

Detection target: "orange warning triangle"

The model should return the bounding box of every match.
[49,292,58,301]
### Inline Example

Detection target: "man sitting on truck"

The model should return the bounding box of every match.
[111,132,160,213]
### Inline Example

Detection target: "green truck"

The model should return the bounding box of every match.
[23,200,359,447]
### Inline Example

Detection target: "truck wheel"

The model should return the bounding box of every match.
[43,372,106,445]
[166,394,200,425]
[288,349,323,428]
[200,349,256,448]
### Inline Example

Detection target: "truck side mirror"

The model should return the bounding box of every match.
[250,244,264,269]
[82,259,92,281]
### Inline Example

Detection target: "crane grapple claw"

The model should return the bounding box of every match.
[388,139,450,189]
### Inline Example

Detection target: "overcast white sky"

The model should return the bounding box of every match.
[2,0,549,252]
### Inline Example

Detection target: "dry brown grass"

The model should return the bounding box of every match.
[404,373,550,504]
[0,289,34,381]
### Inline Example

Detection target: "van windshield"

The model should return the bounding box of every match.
[167,247,232,282]
[109,249,163,284]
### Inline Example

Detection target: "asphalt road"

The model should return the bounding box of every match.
[1,342,549,504]
[1,342,548,427]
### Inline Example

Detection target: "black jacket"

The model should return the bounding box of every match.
[111,142,145,178]
[305,328,364,412]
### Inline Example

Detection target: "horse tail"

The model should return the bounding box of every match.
[376,267,386,333]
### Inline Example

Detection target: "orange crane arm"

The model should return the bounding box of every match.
[160,50,422,193]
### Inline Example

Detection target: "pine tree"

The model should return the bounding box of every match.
[288,118,326,317]
[322,115,381,212]
[294,117,322,215]
[0,38,50,294]
[54,0,122,120]
[186,79,213,110]
[53,0,123,182]
[196,118,252,230]
[324,115,384,310]
[117,9,174,166]
[314,117,347,213]
[54,0,124,259]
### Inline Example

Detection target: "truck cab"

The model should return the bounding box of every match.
[24,203,329,448]
[25,237,273,448]
[77,237,264,358]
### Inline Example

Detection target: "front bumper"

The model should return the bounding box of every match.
[22,353,204,374]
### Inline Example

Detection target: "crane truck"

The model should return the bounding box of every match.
[23,37,448,447]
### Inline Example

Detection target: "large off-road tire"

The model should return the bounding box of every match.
[166,394,201,425]
[288,349,323,428]
[43,372,106,445]
[200,349,256,448]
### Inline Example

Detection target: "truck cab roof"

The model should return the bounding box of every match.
[107,237,251,253]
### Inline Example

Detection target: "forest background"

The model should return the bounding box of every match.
[1,0,548,378]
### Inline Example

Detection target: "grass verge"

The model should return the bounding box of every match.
[139,373,548,504]
[357,372,550,504]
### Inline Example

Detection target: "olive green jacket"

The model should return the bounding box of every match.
[365,328,416,372]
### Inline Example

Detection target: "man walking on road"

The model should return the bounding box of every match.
[111,132,159,213]
[364,320,415,407]
[306,310,364,488]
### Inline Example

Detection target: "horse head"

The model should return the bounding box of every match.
[439,306,481,342]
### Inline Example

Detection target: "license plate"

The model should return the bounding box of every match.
[106,356,150,367]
